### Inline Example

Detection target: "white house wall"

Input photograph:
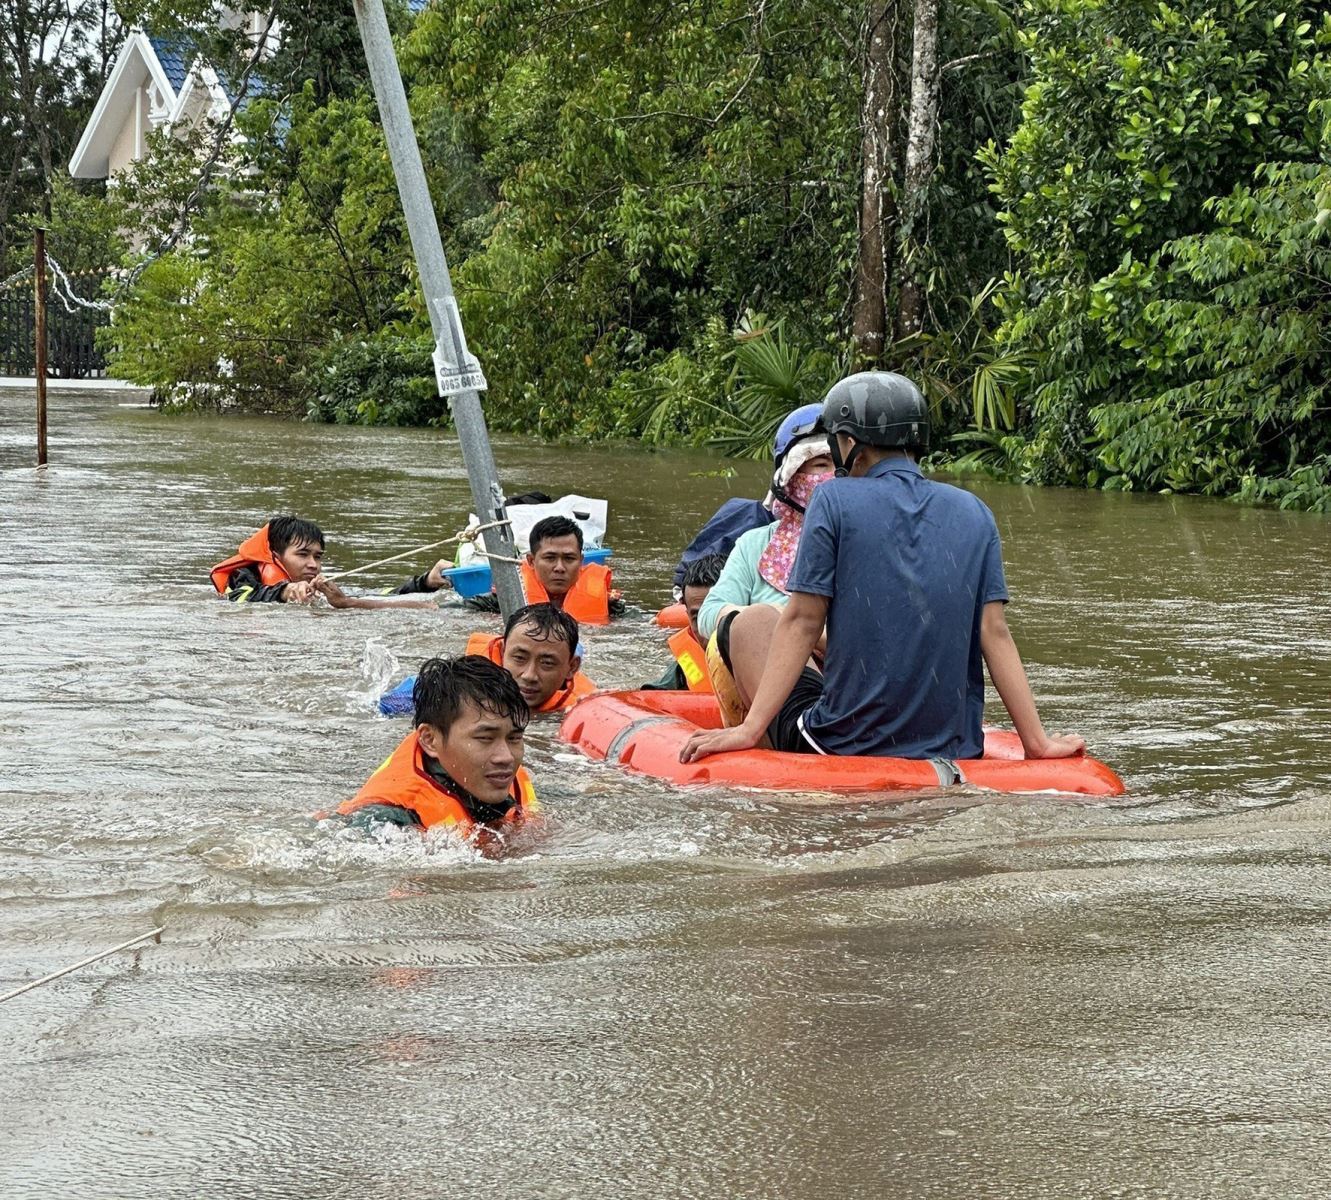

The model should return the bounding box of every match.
[106,87,147,176]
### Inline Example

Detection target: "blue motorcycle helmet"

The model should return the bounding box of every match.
[770,402,830,514]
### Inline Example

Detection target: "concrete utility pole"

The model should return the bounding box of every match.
[352,0,524,618]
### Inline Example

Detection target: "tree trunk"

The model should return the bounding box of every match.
[894,0,941,343]
[850,0,900,367]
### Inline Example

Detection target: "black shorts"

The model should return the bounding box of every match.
[716,609,824,755]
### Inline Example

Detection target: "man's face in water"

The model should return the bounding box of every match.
[275,538,324,581]
[527,534,582,599]
[502,621,581,710]
[418,699,524,806]
[682,583,712,644]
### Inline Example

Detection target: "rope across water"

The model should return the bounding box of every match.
[0,927,165,1005]
[321,518,518,582]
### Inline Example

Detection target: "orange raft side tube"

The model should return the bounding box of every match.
[654,603,689,629]
[559,690,1126,798]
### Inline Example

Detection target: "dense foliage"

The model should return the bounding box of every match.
[984,0,1331,509]
[7,0,1325,508]
[0,0,121,275]
[85,0,1024,437]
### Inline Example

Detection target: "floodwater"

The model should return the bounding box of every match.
[2,387,1330,1199]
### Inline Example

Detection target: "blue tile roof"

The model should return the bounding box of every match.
[147,34,194,93]
[215,67,270,107]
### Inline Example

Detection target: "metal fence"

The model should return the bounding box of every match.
[0,268,110,379]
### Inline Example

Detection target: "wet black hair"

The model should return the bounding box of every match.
[508,491,554,506]
[268,515,325,554]
[413,655,529,734]
[503,602,579,652]
[529,515,583,554]
[681,553,726,591]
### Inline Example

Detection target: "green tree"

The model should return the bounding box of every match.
[402,0,863,438]
[0,0,121,273]
[985,0,1329,506]
[103,92,414,413]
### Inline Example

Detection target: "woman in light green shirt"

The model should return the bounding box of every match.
[697,434,834,641]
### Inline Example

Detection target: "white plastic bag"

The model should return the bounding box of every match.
[457,495,609,564]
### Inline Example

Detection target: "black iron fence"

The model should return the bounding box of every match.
[0,268,110,378]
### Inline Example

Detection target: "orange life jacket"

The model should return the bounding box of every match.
[334,728,538,832]
[210,524,291,595]
[519,560,612,626]
[668,629,714,694]
[464,632,596,713]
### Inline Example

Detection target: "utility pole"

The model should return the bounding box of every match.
[34,228,48,467]
[352,0,524,619]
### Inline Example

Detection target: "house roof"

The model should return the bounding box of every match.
[147,34,195,93]
[72,5,432,179]
[68,31,178,179]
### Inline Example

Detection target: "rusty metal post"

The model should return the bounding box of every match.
[34,228,48,466]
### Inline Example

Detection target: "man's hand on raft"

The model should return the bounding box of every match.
[1025,733,1086,759]
[680,723,761,763]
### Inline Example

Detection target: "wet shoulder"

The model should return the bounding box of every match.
[924,476,995,515]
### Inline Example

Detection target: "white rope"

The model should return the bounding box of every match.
[0,265,34,291]
[322,519,514,582]
[47,256,114,312]
[469,547,523,565]
[0,927,164,1005]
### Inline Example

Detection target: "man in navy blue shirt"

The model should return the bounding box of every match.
[681,372,1084,765]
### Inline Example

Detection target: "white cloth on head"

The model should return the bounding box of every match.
[775,433,832,490]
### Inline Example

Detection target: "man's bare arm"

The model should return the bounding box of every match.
[980,601,1084,759]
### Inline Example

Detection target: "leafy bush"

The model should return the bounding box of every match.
[983,0,1331,509]
[705,314,845,459]
[305,332,441,425]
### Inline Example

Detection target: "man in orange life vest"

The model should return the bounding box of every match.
[470,515,623,624]
[474,603,596,713]
[210,515,449,605]
[377,603,597,717]
[335,655,538,834]
[641,554,724,692]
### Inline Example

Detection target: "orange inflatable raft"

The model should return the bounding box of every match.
[654,603,689,629]
[560,690,1125,798]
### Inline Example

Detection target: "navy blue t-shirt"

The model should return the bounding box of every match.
[787,458,1009,759]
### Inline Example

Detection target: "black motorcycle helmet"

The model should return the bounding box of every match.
[820,372,930,477]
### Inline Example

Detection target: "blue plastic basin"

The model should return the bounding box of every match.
[443,545,612,598]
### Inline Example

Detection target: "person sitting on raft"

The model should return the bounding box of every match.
[467,515,624,625]
[670,405,836,595]
[671,475,780,598]
[693,405,833,719]
[334,655,537,835]
[681,371,1084,765]
[211,516,449,605]
[641,554,724,691]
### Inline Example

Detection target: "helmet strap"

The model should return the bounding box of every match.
[830,436,863,479]
[769,479,807,515]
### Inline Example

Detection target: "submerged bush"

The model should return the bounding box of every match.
[305,333,442,426]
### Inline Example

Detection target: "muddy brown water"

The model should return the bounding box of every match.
[2,388,1330,1199]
